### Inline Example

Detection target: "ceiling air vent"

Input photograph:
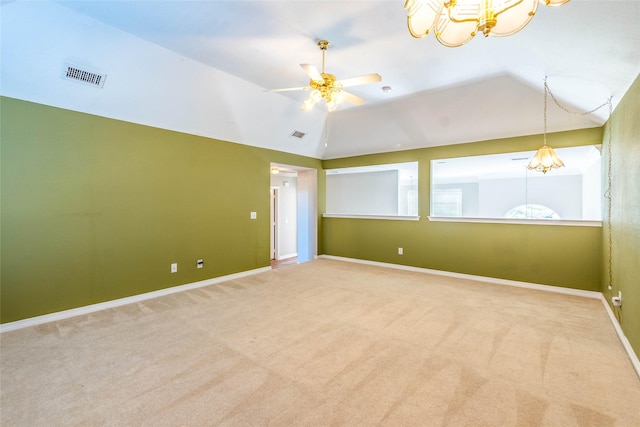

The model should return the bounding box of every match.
[64,64,106,88]
[290,130,306,139]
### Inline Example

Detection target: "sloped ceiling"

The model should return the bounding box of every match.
[2,0,639,159]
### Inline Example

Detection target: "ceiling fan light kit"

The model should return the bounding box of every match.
[404,0,570,47]
[269,40,381,112]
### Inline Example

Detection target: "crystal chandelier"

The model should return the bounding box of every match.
[404,0,570,47]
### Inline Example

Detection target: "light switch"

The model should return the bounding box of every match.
[250,211,257,219]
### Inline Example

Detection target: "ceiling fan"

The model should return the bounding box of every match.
[268,40,382,112]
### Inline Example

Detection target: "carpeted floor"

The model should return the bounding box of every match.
[1,259,639,426]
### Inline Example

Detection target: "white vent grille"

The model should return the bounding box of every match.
[64,65,106,88]
[290,130,306,139]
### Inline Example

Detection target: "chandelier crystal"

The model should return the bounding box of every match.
[404,0,570,47]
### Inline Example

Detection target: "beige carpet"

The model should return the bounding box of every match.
[1,259,639,426]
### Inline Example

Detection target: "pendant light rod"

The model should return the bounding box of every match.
[318,40,329,74]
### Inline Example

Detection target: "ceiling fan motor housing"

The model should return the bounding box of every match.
[310,73,340,97]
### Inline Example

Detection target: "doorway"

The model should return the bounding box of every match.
[270,186,279,261]
[270,163,317,265]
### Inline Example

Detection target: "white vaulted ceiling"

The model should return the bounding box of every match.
[2,0,639,159]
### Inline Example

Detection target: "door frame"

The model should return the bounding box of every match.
[270,163,317,263]
[270,186,279,260]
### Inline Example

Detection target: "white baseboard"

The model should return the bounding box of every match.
[319,255,600,298]
[599,294,640,379]
[277,253,297,260]
[0,266,272,334]
[319,255,640,379]
[4,257,639,380]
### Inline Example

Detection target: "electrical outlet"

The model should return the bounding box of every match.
[197,259,204,269]
[612,291,622,307]
[171,263,178,273]
[398,247,403,255]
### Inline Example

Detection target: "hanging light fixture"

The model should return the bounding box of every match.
[301,41,344,112]
[268,40,381,112]
[528,77,564,174]
[527,77,614,174]
[527,145,564,173]
[404,0,570,47]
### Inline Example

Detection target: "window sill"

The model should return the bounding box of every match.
[427,216,602,227]
[323,214,421,221]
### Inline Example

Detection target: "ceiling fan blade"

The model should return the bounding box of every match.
[338,73,382,88]
[266,86,308,93]
[341,91,365,106]
[300,64,324,83]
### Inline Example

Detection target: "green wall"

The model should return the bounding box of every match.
[0,97,322,323]
[3,86,637,362]
[603,74,640,357]
[322,128,604,291]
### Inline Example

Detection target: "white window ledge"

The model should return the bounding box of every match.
[323,214,420,221]
[428,216,602,227]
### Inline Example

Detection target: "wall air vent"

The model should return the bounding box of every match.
[63,64,106,88]
[290,130,306,139]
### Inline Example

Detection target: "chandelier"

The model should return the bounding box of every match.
[404,0,570,47]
